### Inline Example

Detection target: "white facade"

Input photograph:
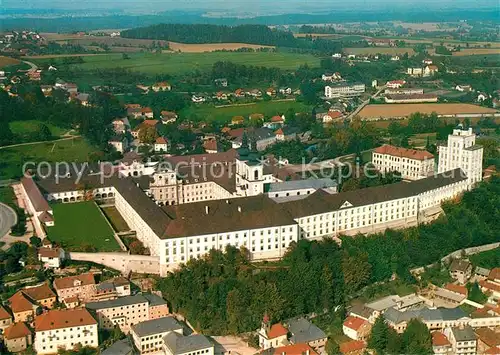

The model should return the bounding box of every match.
[35,323,98,354]
[324,83,365,98]
[372,147,435,180]
[438,128,483,187]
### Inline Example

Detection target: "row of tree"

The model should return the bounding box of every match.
[158,177,500,335]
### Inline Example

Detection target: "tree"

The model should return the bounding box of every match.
[368,316,389,354]
[122,53,131,60]
[0,120,14,146]
[30,236,42,248]
[138,126,159,144]
[401,319,432,355]
[342,252,372,294]
[467,282,488,304]
[325,339,340,355]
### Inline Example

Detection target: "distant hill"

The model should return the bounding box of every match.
[120,24,298,47]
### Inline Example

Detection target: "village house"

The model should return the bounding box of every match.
[136,84,150,93]
[38,244,65,268]
[231,115,245,126]
[247,89,262,98]
[234,88,245,97]
[109,136,129,153]
[343,316,372,341]
[249,113,265,122]
[34,308,98,355]
[161,111,178,124]
[475,328,500,354]
[477,92,488,102]
[263,343,318,355]
[8,284,57,323]
[203,139,222,154]
[287,318,327,350]
[53,273,97,303]
[322,109,343,123]
[214,78,228,87]
[455,85,473,92]
[424,65,439,77]
[141,107,154,119]
[143,293,170,320]
[191,95,206,103]
[322,72,342,81]
[132,120,159,139]
[432,331,452,354]
[266,87,277,97]
[258,315,289,349]
[386,80,406,89]
[112,118,130,134]
[130,317,182,354]
[275,127,299,142]
[279,87,292,95]
[40,85,53,96]
[152,82,171,92]
[407,67,424,77]
[4,322,33,353]
[339,340,366,355]
[126,104,144,118]
[0,305,13,331]
[27,70,42,81]
[449,259,473,284]
[215,91,228,100]
[154,137,169,153]
[479,268,500,303]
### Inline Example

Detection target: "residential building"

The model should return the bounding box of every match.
[386,80,406,89]
[154,137,169,153]
[143,293,170,320]
[152,82,171,92]
[372,145,434,180]
[231,116,245,125]
[38,245,64,268]
[456,85,473,92]
[438,127,484,187]
[432,331,452,354]
[475,328,500,354]
[0,305,13,331]
[324,83,365,98]
[34,308,98,355]
[161,111,178,124]
[339,340,366,355]
[444,326,477,355]
[8,292,37,323]
[263,343,318,355]
[322,110,343,123]
[163,332,214,355]
[130,317,182,354]
[109,136,129,153]
[86,294,149,331]
[322,72,342,81]
[287,318,327,350]
[203,139,222,154]
[113,277,132,297]
[258,315,288,349]
[424,65,439,76]
[3,322,32,353]
[449,259,473,284]
[53,273,96,303]
[407,67,424,76]
[13,283,57,313]
[214,78,228,87]
[343,316,371,341]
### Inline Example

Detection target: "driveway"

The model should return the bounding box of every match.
[0,203,17,238]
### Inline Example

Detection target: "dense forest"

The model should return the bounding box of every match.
[158,177,500,335]
[121,24,298,47]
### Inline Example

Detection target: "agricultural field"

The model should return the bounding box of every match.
[344,47,416,56]
[9,120,67,138]
[450,48,500,56]
[47,201,120,252]
[30,51,320,75]
[0,55,21,68]
[180,100,313,123]
[167,41,274,52]
[0,137,99,180]
[358,103,498,120]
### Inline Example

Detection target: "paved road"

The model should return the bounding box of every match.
[21,60,38,72]
[0,203,17,238]
[347,85,387,119]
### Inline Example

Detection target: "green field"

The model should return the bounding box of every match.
[47,201,120,252]
[102,206,130,232]
[32,51,321,75]
[9,120,67,138]
[0,137,99,180]
[180,100,313,123]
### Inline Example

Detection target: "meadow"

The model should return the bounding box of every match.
[9,120,67,138]
[180,100,313,123]
[47,201,120,252]
[344,47,416,56]
[0,137,99,180]
[31,51,321,75]
[0,55,21,68]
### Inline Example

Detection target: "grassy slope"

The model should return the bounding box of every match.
[9,120,67,138]
[47,201,119,251]
[32,51,320,75]
[180,100,313,123]
[0,138,99,180]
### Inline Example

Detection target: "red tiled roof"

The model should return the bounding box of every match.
[154,82,170,87]
[373,144,434,161]
[267,323,288,339]
[269,343,318,355]
[485,346,500,354]
[155,137,168,144]
[35,308,97,331]
[38,247,61,258]
[232,116,244,123]
[141,107,153,113]
[489,268,500,281]
[21,177,50,212]
[8,292,35,313]
[22,283,56,301]
[38,211,54,223]
[203,139,219,152]
[125,104,141,109]
[275,128,284,135]
[444,283,468,296]
[143,119,158,126]
[432,331,451,347]
[480,280,500,293]
[4,322,31,340]
[271,115,283,122]
[0,305,11,320]
[339,340,366,354]
[54,273,95,290]
[343,316,367,331]
[475,328,500,347]
[327,110,343,119]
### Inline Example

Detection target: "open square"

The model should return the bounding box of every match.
[47,201,120,252]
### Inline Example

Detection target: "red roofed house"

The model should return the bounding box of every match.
[258,315,289,350]
[386,80,406,89]
[154,136,169,153]
[322,110,343,123]
[161,111,178,124]
[38,243,65,268]
[203,139,222,154]
[8,284,57,323]
[152,82,171,92]
[141,107,154,119]
[343,316,371,341]
[20,176,54,235]
[432,331,452,354]
[339,340,366,355]
[266,88,277,96]
[372,144,434,180]
[231,116,245,126]
[475,328,500,354]
[34,308,98,354]
[266,343,318,355]
[0,305,13,331]
[4,322,32,353]
[424,65,439,77]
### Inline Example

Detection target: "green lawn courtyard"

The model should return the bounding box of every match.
[47,201,121,252]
